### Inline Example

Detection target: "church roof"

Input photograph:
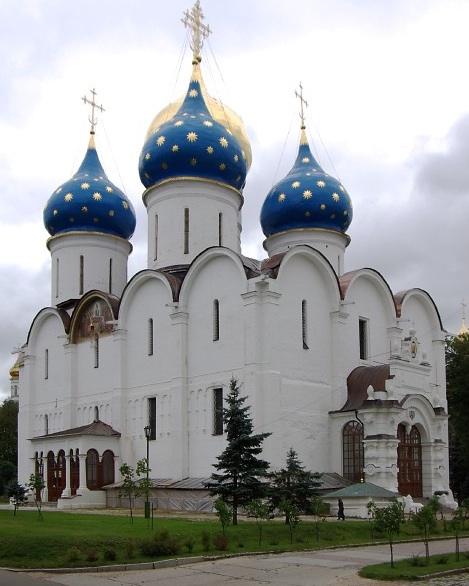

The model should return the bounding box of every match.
[324,481,400,499]
[340,364,394,411]
[260,127,353,238]
[34,420,121,439]
[43,133,136,240]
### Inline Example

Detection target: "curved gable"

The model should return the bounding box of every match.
[27,307,70,346]
[69,291,119,343]
[340,268,397,322]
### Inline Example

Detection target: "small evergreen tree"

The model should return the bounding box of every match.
[206,377,271,525]
[269,448,321,524]
[7,480,27,516]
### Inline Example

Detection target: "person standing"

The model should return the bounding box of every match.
[338,498,345,521]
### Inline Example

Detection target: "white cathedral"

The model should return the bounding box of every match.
[14,2,455,510]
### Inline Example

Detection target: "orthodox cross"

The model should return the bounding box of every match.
[295,82,309,127]
[182,1,212,61]
[82,88,105,133]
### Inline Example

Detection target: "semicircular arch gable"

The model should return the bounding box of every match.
[27,307,70,347]
[276,245,341,305]
[69,291,118,344]
[340,268,397,322]
[179,247,248,305]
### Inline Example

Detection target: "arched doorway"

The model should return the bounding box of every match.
[397,423,423,497]
[47,450,66,501]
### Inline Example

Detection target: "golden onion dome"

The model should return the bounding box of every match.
[9,350,24,378]
[144,74,252,172]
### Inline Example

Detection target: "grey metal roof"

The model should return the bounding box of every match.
[324,481,400,499]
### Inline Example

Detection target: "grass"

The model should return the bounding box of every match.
[1,508,469,576]
[360,551,469,581]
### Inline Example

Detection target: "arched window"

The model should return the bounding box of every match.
[342,420,364,483]
[101,450,115,486]
[148,318,154,356]
[301,300,309,349]
[213,300,220,341]
[86,449,99,490]
[397,423,423,497]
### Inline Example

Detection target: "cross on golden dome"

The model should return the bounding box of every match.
[82,88,105,134]
[182,1,212,62]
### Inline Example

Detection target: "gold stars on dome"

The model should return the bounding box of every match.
[56,187,62,194]
[303,190,312,199]
[189,89,199,98]
[156,136,166,146]
[190,158,197,166]
[187,131,198,142]
[305,211,311,217]
[219,163,226,170]
[278,193,286,202]
[339,185,345,192]
[82,206,88,213]
[161,162,168,169]
[175,121,184,127]
[93,217,99,223]
[320,204,326,210]
[317,180,326,188]
[53,210,58,216]
[343,210,348,216]
[332,193,340,201]
[93,193,102,201]
[292,181,301,188]
[81,182,90,190]
[219,137,229,148]
[203,120,213,127]
[109,210,115,217]
[207,146,214,154]
[145,153,151,160]
[172,145,179,152]
[64,193,73,202]
[106,186,113,193]
[233,154,238,162]
[122,201,129,209]
[301,157,310,163]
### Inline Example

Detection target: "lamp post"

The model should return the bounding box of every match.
[144,425,151,519]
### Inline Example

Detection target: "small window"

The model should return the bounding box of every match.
[44,349,49,379]
[359,318,368,360]
[301,300,309,349]
[94,333,99,368]
[213,300,220,341]
[154,214,159,260]
[79,255,84,295]
[108,258,113,294]
[44,414,49,435]
[56,258,59,298]
[148,318,154,356]
[218,212,223,246]
[148,397,157,440]
[213,388,223,435]
[184,208,189,254]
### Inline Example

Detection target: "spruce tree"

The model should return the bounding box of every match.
[269,448,321,523]
[206,377,271,525]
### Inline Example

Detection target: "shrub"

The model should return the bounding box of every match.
[436,554,449,564]
[201,529,211,552]
[140,529,180,557]
[126,539,136,559]
[183,535,196,553]
[409,554,426,567]
[66,546,81,563]
[213,532,229,551]
[103,547,117,561]
[86,548,99,562]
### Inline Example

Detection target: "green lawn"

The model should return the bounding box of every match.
[360,551,469,581]
[1,508,469,576]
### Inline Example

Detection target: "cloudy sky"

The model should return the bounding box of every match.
[1,0,469,400]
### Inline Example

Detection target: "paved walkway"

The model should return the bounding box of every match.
[2,538,469,586]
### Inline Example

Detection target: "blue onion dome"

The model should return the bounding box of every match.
[260,127,353,237]
[44,133,136,240]
[139,61,248,193]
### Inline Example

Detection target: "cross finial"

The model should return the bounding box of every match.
[82,88,105,134]
[295,82,309,128]
[182,1,211,63]
[462,298,467,320]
